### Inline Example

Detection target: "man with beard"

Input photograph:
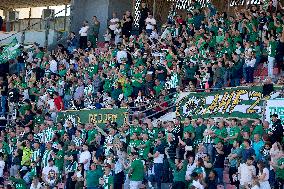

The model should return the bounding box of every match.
[269,114,283,144]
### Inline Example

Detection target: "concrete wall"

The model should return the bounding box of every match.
[10,17,70,32]
[70,0,132,40]
[108,0,133,20]
[0,30,58,46]
[70,0,109,40]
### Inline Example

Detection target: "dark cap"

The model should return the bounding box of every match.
[270,114,278,118]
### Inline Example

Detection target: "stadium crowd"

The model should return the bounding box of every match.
[0,0,284,189]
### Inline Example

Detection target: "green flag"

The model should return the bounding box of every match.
[0,37,21,64]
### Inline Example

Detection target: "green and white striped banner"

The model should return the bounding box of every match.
[176,86,280,119]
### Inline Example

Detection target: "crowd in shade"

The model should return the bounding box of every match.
[0,0,283,189]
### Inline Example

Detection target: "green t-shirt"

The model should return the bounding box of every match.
[129,139,142,149]
[123,83,133,98]
[228,126,240,144]
[184,124,195,135]
[154,84,163,96]
[214,127,227,144]
[268,41,277,57]
[103,78,113,93]
[55,149,64,171]
[129,159,144,181]
[34,115,44,125]
[129,126,142,136]
[168,158,188,182]
[111,88,122,101]
[86,168,104,187]
[87,64,99,77]
[132,73,143,87]
[9,177,27,189]
[195,124,206,142]
[139,140,151,159]
[252,124,264,137]
[276,157,284,179]
[87,129,98,145]
[58,69,67,77]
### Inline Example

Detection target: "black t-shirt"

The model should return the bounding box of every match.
[139,8,149,23]
[17,51,27,63]
[32,67,44,81]
[8,88,19,102]
[23,113,34,125]
[123,16,133,31]
[214,150,225,168]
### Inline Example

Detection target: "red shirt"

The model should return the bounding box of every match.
[54,96,64,111]
[155,102,168,112]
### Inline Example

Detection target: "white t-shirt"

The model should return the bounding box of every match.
[0,160,5,177]
[116,50,127,63]
[49,60,58,73]
[47,99,56,111]
[186,163,196,179]
[30,182,43,189]
[192,180,204,189]
[79,26,89,36]
[145,17,156,30]
[259,168,269,181]
[109,18,119,31]
[79,150,91,170]
[153,153,164,164]
[238,163,256,186]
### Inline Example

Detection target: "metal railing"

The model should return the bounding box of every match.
[0,5,70,47]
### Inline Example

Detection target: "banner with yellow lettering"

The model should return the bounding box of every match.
[56,108,129,128]
[176,86,280,119]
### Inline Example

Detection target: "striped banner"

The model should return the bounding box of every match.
[176,86,280,119]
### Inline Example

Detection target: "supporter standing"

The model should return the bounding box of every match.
[79,21,89,49]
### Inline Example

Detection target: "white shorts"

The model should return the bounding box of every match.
[129,181,142,189]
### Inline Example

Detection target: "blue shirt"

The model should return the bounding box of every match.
[252,140,264,161]
[241,147,255,163]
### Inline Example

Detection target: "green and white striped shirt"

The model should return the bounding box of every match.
[73,137,83,147]
[203,126,216,144]
[31,149,42,166]
[44,128,55,143]
[42,149,52,168]
[65,161,78,173]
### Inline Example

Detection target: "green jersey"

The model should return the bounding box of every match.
[276,157,284,180]
[214,127,227,144]
[31,148,41,166]
[252,124,264,137]
[228,126,240,144]
[87,129,98,145]
[139,140,151,159]
[129,126,142,136]
[86,168,104,187]
[42,149,52,168]
[168,159,188,182]
[129,159,144,181]
[268,41,277,57]
[55,149,64,171]
[103,173,114,189]
[65,161,78,173]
